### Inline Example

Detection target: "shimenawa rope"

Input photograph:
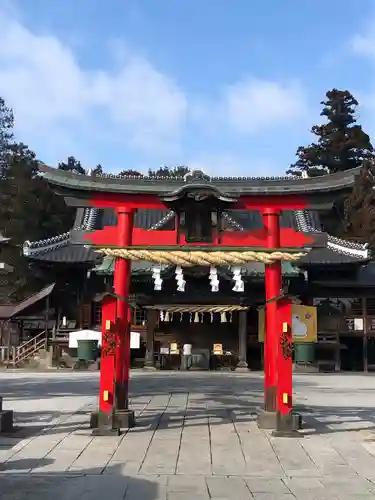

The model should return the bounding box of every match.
[97,248,305,266]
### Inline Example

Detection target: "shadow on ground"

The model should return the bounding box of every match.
[1,463,160,500]
[2,372,375,440]
[298,404,375,436]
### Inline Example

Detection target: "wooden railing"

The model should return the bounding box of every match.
[0,331,47,366]
[13,331,47,366]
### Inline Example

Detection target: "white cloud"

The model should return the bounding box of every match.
[189,153,278,177]
[350,20,375,58]
[0,9,187,156]
[0,5,308,172]
[192,77,308,137]
[222,78,307,135]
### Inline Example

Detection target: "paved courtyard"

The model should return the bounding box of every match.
[2,371,375,499]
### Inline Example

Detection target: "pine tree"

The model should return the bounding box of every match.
[58,156,86,175]
[119,169,143,177]
[148,165,189,177]
[0,97,14,178]
[287,89,374,177]
[0,144,75,300]
[342,161,375,247]
[92,164,103,176]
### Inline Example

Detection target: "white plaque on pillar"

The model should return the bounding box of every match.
[130,331,140,349]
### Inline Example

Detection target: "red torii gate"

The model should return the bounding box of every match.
[84,197,322,436]
[38,165,351,437]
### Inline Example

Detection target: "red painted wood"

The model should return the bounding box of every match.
[277,298,293,416]
[84,227,313,248]
[99,296,117,414]
[263,211,282,413]
[89,194,165,209]
[238,197,309,211]
[114,207,134,410]
[86,193,309,212]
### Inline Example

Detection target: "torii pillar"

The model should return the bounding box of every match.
[257,208,301,434]
[90,207,135,434]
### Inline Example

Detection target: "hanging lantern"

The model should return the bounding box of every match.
[210,312,214,323]
[175,266,186,292]
[220,311,227,323]
[194,312,199,323]
[232,266,244,292]
[165,311,170,322]
[152,265,163,291]
[159,310,164,321]
[209,266,219,292]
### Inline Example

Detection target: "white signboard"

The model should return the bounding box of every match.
[69,329,101,348]
[130,331,140,349]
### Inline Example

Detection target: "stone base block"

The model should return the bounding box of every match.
[90,409,135,435]
[0,410,14,433]
[257,409,302,431]
[293,363,319,373]
[271,411,303,438]
[142,365,157,371]
[235,365,250,373]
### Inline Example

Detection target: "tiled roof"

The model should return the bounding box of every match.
[0,283,55,319]
[39,164,361,196]
[294,210,370,264]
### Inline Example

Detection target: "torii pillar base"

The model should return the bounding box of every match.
[271,412,303,438]
[257,410,302,431]
[90,409,135,436]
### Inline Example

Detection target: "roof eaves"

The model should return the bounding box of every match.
[23,207,100,257]
[294,210,370,261]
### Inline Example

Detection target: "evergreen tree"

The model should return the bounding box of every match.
[0,97,14,178]
[119,169,143,177]
[58,156,86,175]
[148,165,189,177]
[92,164,103,176]
[287,89,374,177]
[0,143,75,300]
[342,161,375,247]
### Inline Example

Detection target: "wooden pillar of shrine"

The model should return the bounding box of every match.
[144,309,158,370]
[235,310,249,371]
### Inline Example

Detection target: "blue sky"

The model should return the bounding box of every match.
[1,0,375,175]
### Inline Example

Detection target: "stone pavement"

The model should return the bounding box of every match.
[2,371,375,498]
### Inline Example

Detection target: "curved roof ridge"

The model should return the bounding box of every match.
[23,207,99,257]
[38,164,362,195]
[295,210,370,259]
